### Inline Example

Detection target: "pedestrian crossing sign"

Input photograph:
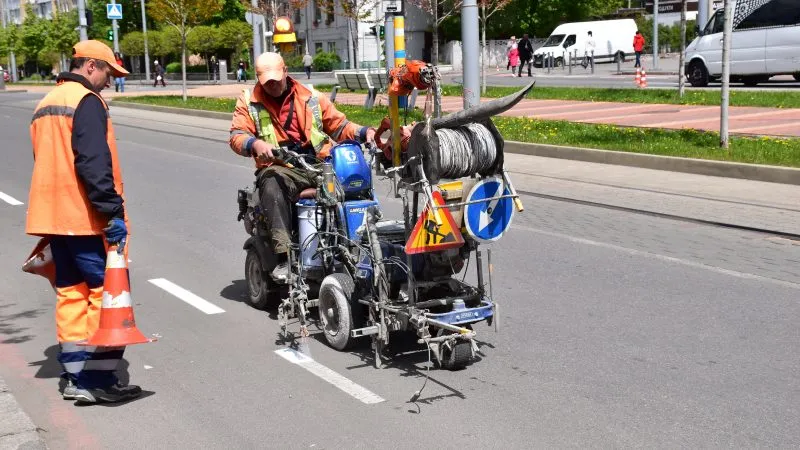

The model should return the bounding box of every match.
[405,191,465,255]
[106,3,122,20]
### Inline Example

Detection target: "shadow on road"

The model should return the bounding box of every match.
[0,304,46,344]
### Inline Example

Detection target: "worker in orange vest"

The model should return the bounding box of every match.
[26,40,141,404]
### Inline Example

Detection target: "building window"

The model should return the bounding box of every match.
[313,0,322,23]
[315,42,323,54]
[327,41,336,53]
[294,8,302,24]
[326,11,334,25]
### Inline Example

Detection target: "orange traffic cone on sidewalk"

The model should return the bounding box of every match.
[634,67,642,86]
[85,247,155,346]
[640,68,648,88]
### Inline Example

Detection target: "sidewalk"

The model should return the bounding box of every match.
[0,376,47,449]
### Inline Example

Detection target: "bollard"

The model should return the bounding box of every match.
[568,50,572,75]
[591,50,595,74]
[617,55,621,74]
[546,53,551,74]
[562,51,566,71]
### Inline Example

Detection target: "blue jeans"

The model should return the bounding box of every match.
[115,77,125,92]
[635,52,642,68]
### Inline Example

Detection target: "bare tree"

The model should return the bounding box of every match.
[479,0,511,94]
[406,0,462,65]
[678,0,687,97]
[320,0,379,69]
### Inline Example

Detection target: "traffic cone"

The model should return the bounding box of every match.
[634,67,641,86]
[85,247,154,346]
[640,68,648,88]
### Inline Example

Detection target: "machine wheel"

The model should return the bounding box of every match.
[440,339,472,371]
[245,248,277,310]
[318,273,363,351]
[688,61,709,87]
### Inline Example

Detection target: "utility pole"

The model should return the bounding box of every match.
[77,0,88,40]
[652,0,659,70]
[697,0,708,30]
[140,0,150,81]
[461,0,480,108]
[250,0,262,62]
[678,0,687,97]
[5,0,19,80]
[111,0,119,53]
[720,0,733,149]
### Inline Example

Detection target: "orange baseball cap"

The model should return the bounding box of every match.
[255,52,286,84]
[72,40,129,77]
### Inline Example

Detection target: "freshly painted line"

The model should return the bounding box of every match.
[274,348,385,404]
[148,278,226,314]
[0,192,23,206]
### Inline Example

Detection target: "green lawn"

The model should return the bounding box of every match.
[113,96,800,168]
[312,83,800,109]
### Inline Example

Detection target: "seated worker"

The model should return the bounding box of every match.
[229,52,376,282]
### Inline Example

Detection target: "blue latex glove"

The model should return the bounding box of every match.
[103,218,127,245]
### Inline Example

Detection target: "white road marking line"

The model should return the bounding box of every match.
[274,348,385,404]
[512,223,800,291]
[0,192,23,206]
[148,278,226,314]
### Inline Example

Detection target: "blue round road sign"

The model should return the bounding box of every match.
[464,177,515,243]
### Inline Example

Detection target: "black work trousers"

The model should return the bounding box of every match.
[256,165,317,255]
[518,57,532,77]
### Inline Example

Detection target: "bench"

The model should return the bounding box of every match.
[332,71,388,109]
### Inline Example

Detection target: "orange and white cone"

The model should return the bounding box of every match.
[640,68,648,88]
[634,67,641,86]
[85,248,154,346]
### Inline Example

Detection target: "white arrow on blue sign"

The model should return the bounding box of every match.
[464,176,515,244]
[106,3,123,20]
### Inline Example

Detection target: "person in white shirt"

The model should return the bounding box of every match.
[302,52,313,79]
[583,31,596,69]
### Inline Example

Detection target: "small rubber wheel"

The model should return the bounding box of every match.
[245,248,276,310]
[440,340,472,371]
[318,273,363,351]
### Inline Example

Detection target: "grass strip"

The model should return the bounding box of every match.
[114,95,800,168]
[311,83,800,109]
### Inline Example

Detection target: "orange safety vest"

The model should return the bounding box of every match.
[26,80,127,236]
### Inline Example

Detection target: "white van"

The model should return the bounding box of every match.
[685,0,800,87]
[532,19,638,68]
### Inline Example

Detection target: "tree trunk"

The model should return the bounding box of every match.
[678,0,687,97]
[181,28,188,102]
[432,0,439,64]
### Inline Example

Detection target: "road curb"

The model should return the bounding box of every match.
[0,377,48,450]
[110,102,800,186]
[505,141,800,186]
[0,89,28,94]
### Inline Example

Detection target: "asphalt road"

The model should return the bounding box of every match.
[0,92,798,448]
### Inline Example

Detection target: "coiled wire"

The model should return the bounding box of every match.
[434,123,497,178]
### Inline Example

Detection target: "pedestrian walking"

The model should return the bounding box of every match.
[303,52,313,79]
[517,33,533,77]
[153,60,166,87]
[237,60,247,83]
[506,36,517,71]
[26,39,142,404]
[114,52,126,92]
[582,31,596,70]
[508,45,519,73]
[633,30,646,68]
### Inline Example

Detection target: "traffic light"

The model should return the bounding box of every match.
[368,25,377,36]
[379,25,385,40]
[107,29,114,41]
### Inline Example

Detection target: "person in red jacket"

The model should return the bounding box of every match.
[633,31,646,68]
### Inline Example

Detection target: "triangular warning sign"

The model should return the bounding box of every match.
[405,191,465,255]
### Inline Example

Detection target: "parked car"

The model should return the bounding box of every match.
[685,0,800,87]
[532,19,638,68]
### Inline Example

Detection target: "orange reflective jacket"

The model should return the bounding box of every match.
[27,79,127,236]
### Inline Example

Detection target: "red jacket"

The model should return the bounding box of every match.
[633,34,646,52]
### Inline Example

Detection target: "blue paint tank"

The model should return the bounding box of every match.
[329,140,372,196]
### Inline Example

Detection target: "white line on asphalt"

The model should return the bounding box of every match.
[148,278,226,314]
[274,348,385,404]
[513,224,800,291]
[0,192,23,206]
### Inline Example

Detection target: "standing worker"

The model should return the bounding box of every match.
[302,52,313,80]
[228,52,376,281]
[26,40,142,404]
[633,31,646,68]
